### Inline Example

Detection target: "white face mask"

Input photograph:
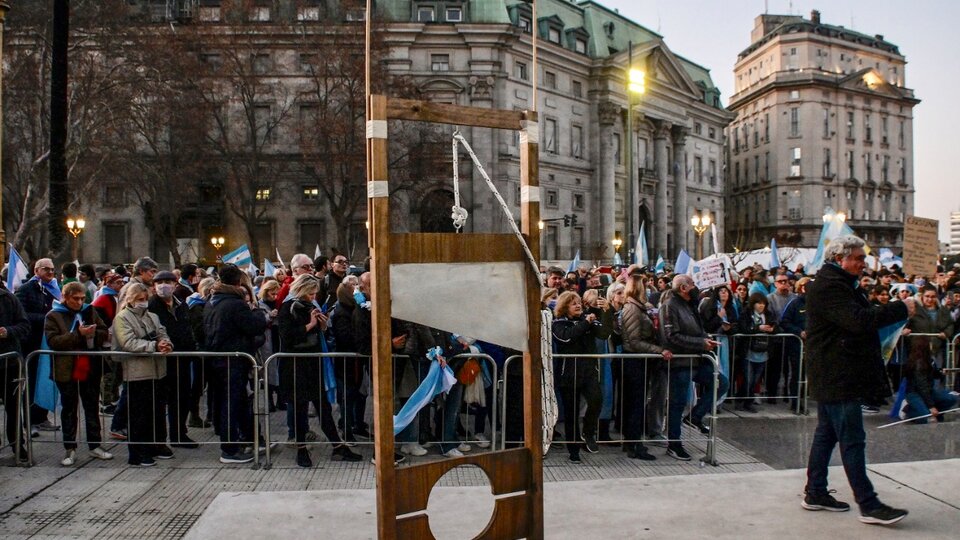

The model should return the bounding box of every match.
[156,283,175,298]
[133,302,149,311]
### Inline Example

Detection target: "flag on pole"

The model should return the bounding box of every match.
[807,207,867,273]
[613,252,623,266]
[710,224,720,257]
[655,254,665,274]
[275,248,285,269]
[636,221,649,266]
[314,244,322,260]
[246,261,259,279]
[6,245,30,292]
[567,249,581,273]
[674,249,692,275]
[222,244,252,266]
[769,238,781,270]
[264,259,277,277]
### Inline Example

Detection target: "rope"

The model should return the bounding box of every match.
[450,129,468,231]
[452,131,541,280]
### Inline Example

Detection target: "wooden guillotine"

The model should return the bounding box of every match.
[363,6,544,539]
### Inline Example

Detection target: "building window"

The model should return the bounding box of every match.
[248,6,270,21]
[299,53,317,73]
[571,125,583,159]
[297,6,320,21]
[102,222,130,264]
[694,123,702,135]
[515,61,528,80]
[253,105,273,144]
[445,7,462,22]
[575,39,587,54]
[898,120,905,148]
[302,185,320,201]
[865,153,873,181]
[544,71,556,89]
[298,221,324,254]
[823,148,832,177]
[789,90,800,99]
[573,193,585,210]
[823,108,830,137]
[572,80,583,98]
[694,157,702,184]
[545,189,559,208]
[744,158,749,184]
[864,113,873,142]
[881,116,889,144]
[734,161,740,186]
[753,125,759,146]
[754,155,760,182]
[614,133,621,164]
[788,190,802,221]
[790,147,801,177]
[764,152,770,181]
[518,16,532,33]
[847,151,855,179]
[764,113,770,141]
[881,154,889,182]
[199,6,220,22]
[251,53,271,75]
[790,107,800,137]
[431,54,450,71]
[104,185,125,207]
[256,186,272,201]
[846,111,855,139]
[544,118,558,154]
[548,27,561,44]
[417,5,435,22]
[733,127,739,152]
[709,160,717,186]
[899,158,906,184]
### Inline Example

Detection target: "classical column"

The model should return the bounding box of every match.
[672,126,689,253]
[598,101,619,258]
[653,120,671,256]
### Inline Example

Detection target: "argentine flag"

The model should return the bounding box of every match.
[567,249,581,273]
[674,249,692,275]
[264,258,277,277]
[6,245,30,291]
[222,244,252,266]
[807,207,868,273]
[635,221,649,265]
[655,254,666,275]
[769,238,781,270]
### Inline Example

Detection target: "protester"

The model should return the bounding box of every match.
[735,293,777,412]
[0,282,30,460]
[16,258,59,434]
[257,280,281,412]
[803,235,914,525]
[902,336,957,424]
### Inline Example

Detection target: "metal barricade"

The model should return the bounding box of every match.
[945,333,960,390]
[888,332,955,390]
[0,351,27,466]
[259,352,498,468]
[23,350,261,467]
[500,352,723,466]
[727,333,806,414]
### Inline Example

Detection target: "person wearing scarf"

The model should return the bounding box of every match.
[44,281,110,466]
[16,258,60,432]
[91,271,125,414]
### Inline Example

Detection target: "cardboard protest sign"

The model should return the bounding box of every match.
[902,215,939,277]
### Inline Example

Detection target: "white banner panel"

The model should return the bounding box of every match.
[390,262,529,352]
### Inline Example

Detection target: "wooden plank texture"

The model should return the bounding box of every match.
[386,96,527,130]
[389,233,525,264]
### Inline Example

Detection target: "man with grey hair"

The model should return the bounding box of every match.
[803,235,915,525]
[16,258,60,433]
[274,253,314,307]
[658,273,727,461]
[130,257,159,292]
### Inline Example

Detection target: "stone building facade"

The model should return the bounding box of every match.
[726,10,919,251]
[66,0,731,266]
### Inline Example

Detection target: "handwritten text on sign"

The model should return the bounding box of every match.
[902,215,939,277]
[692,257,728,289]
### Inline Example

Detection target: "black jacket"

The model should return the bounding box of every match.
[0,286,31,361]
[552,309,612,387]
[148,296,197,352]
[15,278,56,352]
[806,263,908,403]
[737,306,779,354]
[658,290,710,367]
[276,298,323,403]
[203,284,267,367]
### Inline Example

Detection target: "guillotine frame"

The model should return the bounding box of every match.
[364,94,545,539]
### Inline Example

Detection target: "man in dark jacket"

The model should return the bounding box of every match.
[803,235,914,525]
[204,265,267,464]
[150,271,198,448]
[658,274,726,461]
[16,258,59,432]
[0,284,31,459]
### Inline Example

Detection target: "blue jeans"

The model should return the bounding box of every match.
[667,361,728,442]
[905,386,958,424]
[805,401,880,512]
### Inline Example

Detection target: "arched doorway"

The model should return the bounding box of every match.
[419,189,457,233]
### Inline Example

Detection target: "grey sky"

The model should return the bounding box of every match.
[600,0,958,242]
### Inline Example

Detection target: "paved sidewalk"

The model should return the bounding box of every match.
[187,459,960,540]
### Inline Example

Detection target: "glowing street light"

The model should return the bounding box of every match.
[691,212,711,259]
[210,236,225,262]
[628,68,646,95]
[66,216,85,260]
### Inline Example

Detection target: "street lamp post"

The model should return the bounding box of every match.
[625,41,645,263]
[210,236,225,263]
[690,212,711,260]
[612,236,623,265]
[66,217,85,261]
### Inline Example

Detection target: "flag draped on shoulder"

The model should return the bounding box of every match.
[222,244,252,266]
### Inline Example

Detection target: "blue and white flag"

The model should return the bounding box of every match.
[222,244,252,266]
[613,252,623,266]
[635,221,649,266]
[263,259,277,277]
[879,319,908,364]
[567,249,581,273]
[808,207,862,273]
[393,349,457,435]
[674,249,692,275]
[769,238,781,270]
[275,248,285,269]
[878,248,902,269]
[655,254,666,274]
[6,245,30,292]
[246,262,259,278]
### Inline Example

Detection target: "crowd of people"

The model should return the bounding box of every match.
[0,244,957,482]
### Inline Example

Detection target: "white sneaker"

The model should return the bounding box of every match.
[89,448,114,460]
[457,442,472,453]
[400,443,428,457]
[472,434,491,449]
[61,450,76,466]
[442,448,464,458]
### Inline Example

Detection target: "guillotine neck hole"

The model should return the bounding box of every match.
[426,464,496,540]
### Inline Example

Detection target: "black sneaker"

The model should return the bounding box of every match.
[861,404,880,414]
[332,445,362,462]
[666,444,691,461]
[152,446,175,460]
[568,453,582,464]
[801,492,851,512]
[581,435,599,454]
[130,456,157,467]
[219,452,253,464]
[859,504,908,525]
[171,436,199,449]
[296,448,312,468]
[682,415,711,435]
[627,445,657,461]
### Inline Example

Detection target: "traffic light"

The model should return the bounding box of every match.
[571,214,579,226]
[563,215,571,226]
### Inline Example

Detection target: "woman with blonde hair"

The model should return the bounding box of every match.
[258,280,282,411]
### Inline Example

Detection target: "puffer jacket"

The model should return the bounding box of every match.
[619,297,664,355]
[112,306,170,382]
[658,289,710,367]
[552,308,613,387]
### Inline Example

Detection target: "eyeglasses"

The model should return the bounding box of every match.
[775,280,789,284]
[300,264,315,270]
